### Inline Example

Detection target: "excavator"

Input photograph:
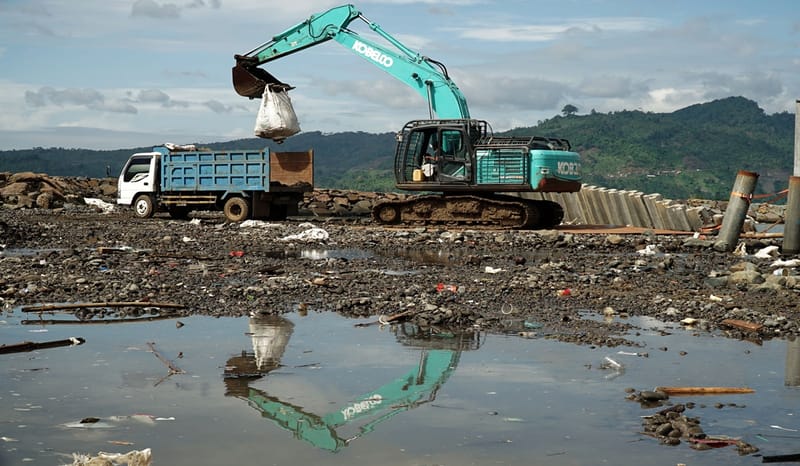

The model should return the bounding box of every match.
[223,316,481,452]
[232,4,581,228]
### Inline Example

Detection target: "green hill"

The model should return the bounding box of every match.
[0,96,794,200]
[515,96,794,200]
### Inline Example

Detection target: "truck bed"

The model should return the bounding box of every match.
[161,149,313,192]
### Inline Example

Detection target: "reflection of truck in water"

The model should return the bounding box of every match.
[117,145,313,222]
[224,316,481,452]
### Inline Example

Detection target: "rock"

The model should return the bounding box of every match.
[729,270,764,285]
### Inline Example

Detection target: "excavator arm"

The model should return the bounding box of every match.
[233,3,470,119]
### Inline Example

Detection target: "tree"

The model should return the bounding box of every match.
[562,104,579,116]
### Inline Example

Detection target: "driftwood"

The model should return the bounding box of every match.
[655,386,755,395]
[21,302,185,313]
[721,319,764,333]
[147,342,184,375]
[763,453,800,463]
[21,315,179,325]
[0,337,85,354]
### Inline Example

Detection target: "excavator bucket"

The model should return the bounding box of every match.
[232,61,289,99]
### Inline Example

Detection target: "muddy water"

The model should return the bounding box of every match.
[1,309,798,465]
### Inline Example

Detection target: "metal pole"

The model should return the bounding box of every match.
[785,101,800,254]
[783,176,800,254]
[795,100,800,176]
[714,170,758,252]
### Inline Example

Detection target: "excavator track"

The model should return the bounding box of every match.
[372,194,564,229]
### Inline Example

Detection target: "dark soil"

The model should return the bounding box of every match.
[2,205,799,348]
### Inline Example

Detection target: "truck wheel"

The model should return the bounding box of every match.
[224,197,250,222]
[133,195,155,218]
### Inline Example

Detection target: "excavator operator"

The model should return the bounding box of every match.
[421,139,438,179]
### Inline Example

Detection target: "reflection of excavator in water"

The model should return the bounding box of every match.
[223,316,481,452]
[232,4,581,229]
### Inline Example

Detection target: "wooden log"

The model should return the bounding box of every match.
[763,453,800,463]
[0,337,85,354]
[21,302,185,312]
[21,315,179,325]
[655,386,755,395]
[721,319,764,333]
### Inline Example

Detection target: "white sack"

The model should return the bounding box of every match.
[254,85,301,141]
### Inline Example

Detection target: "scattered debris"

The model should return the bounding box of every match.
[83,197,116,213]
[69,447,151,466]
[638,402,759,455]
[0,336,84,354]
[762,452,800,463]
[720,319,764,333]
[769,425,798,432]
[280,224,329,241]
[21,302,185,313]
[601,356,624,371]
[147,341,185,386]
[654,386,755,396]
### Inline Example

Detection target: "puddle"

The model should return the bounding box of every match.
[1,310,799,465]
[300,248,374,260]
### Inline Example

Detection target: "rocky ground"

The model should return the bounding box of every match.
[1,181,799,349]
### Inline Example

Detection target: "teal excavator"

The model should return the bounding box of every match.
[233,4,581,228]
[224,316,481,452]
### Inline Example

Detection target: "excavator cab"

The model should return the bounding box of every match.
[232,55,290,99]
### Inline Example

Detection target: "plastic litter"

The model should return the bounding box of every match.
[770,424,798,432]
[484,266,504,274]
[164,143,196,151]
[69,447,151,466]
[239,219,282,228]
[637,244,659,256]
[754,245,780,258]
[436,283,459,293]
[84,198,115,213]
[601,356,624,371]
[771,258,800,267]
[280,225,329,242]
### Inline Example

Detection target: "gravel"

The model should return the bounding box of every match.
[2,203,799,348]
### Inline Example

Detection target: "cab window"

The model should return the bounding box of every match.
[123,156,152,182]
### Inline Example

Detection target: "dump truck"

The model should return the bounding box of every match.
[117,145,313,222]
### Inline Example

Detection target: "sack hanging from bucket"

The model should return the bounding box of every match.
[254,84,301,141]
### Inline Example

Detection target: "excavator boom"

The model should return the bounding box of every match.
[233,3,470,119]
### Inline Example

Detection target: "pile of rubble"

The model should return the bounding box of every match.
[0,172,787,227]
[0,172,116,210]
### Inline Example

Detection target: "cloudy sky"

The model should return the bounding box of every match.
[0,0,797,150]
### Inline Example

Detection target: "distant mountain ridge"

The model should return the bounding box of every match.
[0,96,794,200]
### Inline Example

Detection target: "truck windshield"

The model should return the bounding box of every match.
[123,156,152,182]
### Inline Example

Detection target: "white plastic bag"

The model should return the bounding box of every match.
[254,84,301,141]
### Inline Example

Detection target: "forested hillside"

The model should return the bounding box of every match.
[0,96,794,200]
[517,96,794,199]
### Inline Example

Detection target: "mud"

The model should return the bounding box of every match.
[2,198,799,349]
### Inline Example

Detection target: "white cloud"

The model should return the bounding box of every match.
[450,17,661,42]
